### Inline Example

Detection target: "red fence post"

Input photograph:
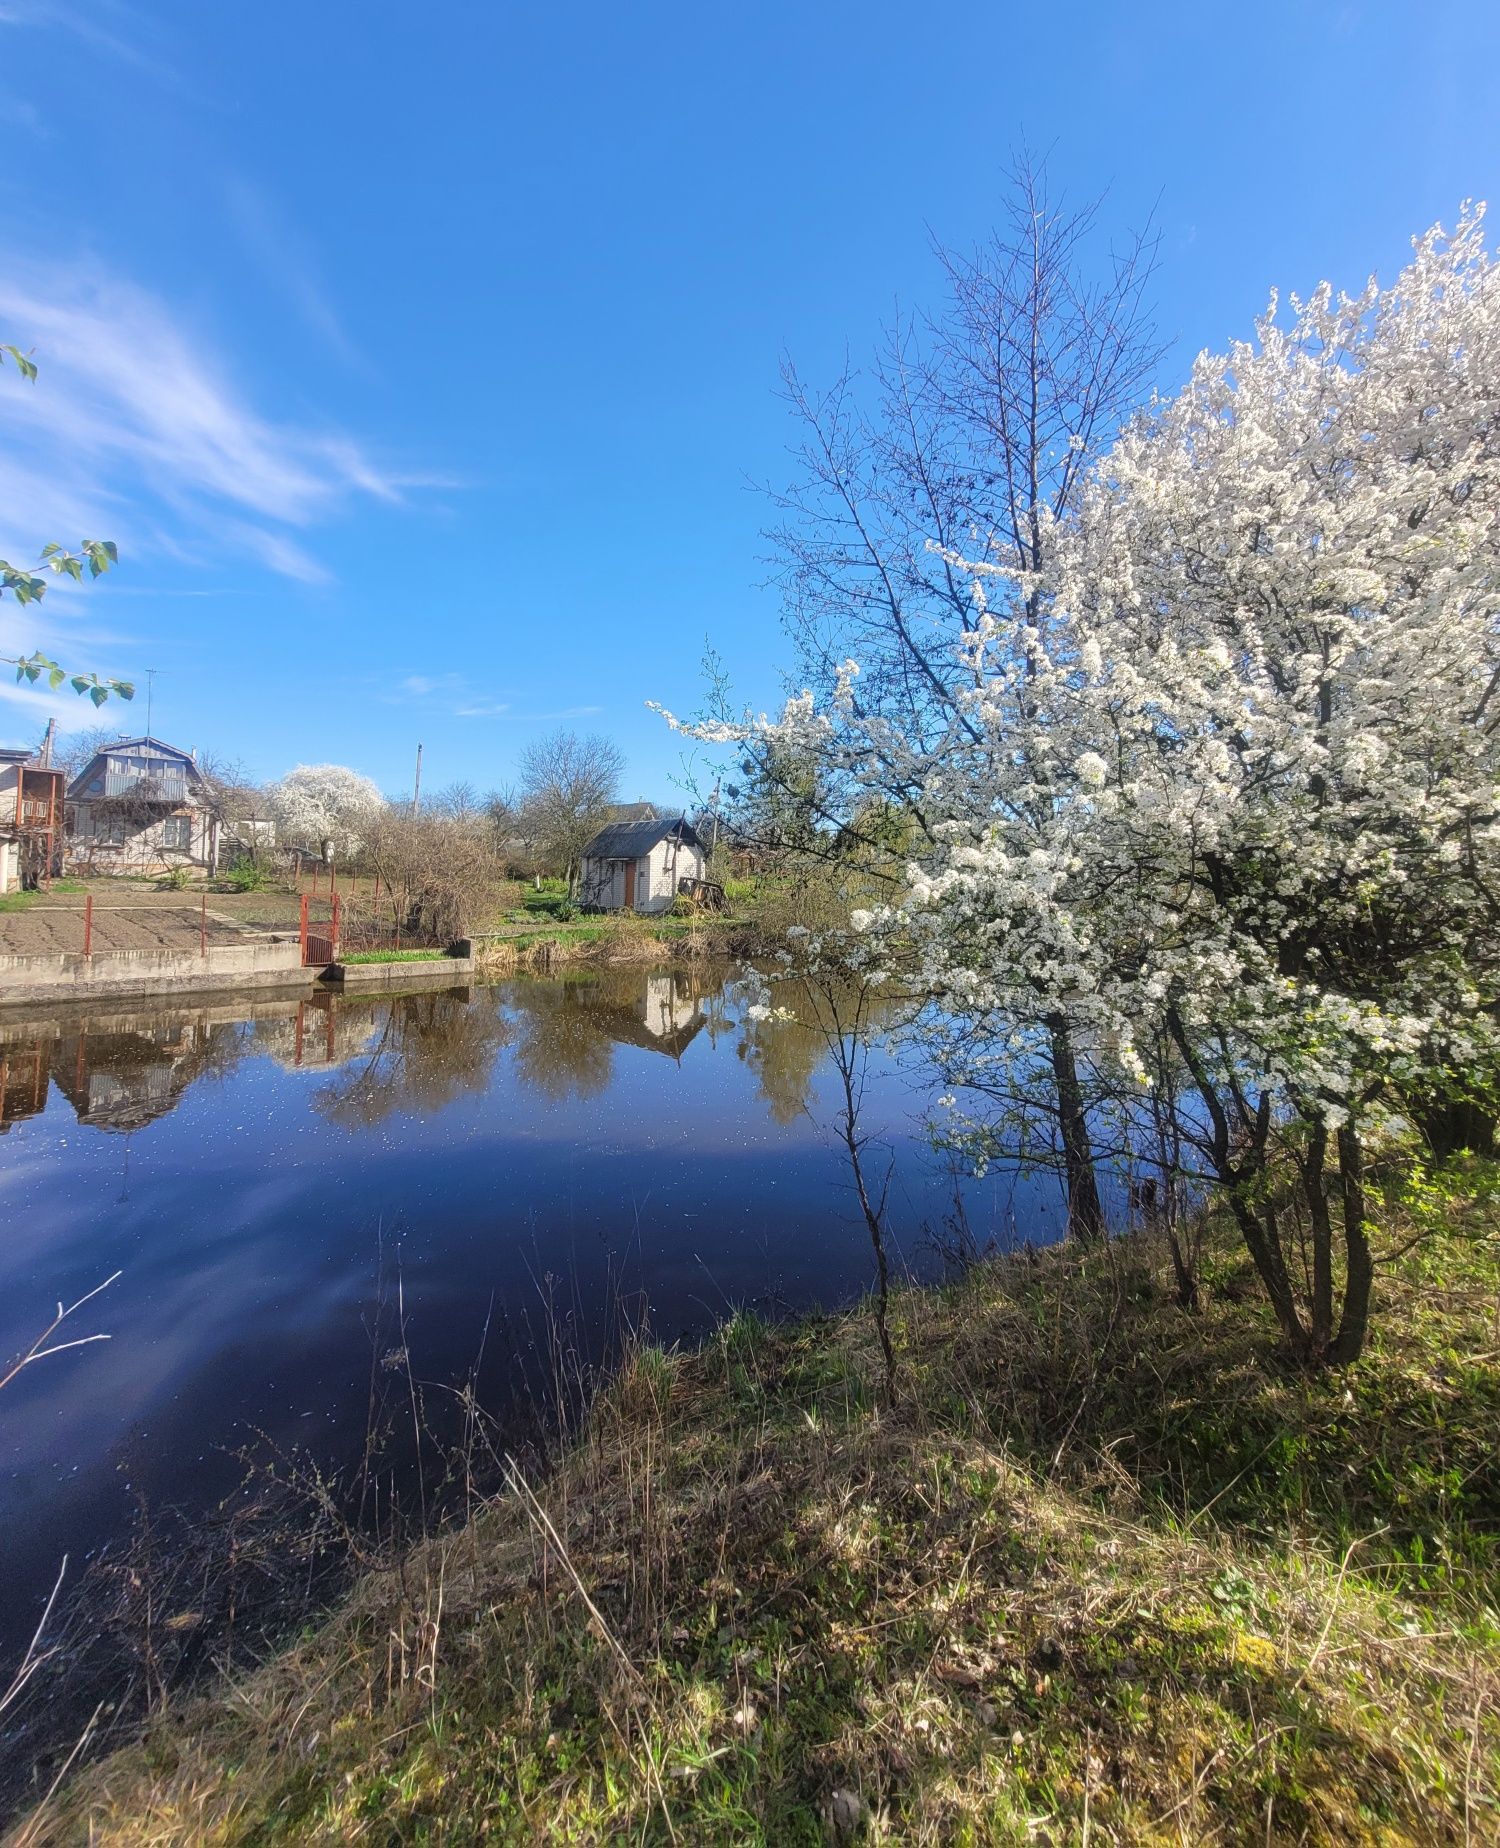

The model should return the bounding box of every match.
[299,892,309,964]
[83,893,93,958]
[331,892,342,961]
[200,893,208,958]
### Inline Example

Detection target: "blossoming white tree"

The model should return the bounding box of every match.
[269,763,384,862]
[673,207,1500,1364]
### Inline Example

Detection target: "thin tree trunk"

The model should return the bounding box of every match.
[1329,1126,1373,1365]
[1227,1193,1313,1360]
[1047,1013,1105,1243]
[1305,1120,1334,1356]
[1165,1007,1310,1357]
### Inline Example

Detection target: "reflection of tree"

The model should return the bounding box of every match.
[734,984,825,1126]
[732,973,910,1126]
[312,990,515,1126]
[507,975,617,1102]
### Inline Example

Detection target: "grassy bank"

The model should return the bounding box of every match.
[475,913,761,970]
[21,1159,1500,1844]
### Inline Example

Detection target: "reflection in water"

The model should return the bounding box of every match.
[0,970,753,1134]
[0,964,1069,1667]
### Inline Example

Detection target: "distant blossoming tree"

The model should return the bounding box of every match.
[269,763,384,861]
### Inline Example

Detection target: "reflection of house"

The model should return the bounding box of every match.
[578,816,706,914]
[0,1040,49,1131]
[0,747,65,893]
[65,736,222,877]
[51,1024,205,1131]
[583,971,709,1059]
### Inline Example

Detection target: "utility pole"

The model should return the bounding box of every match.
[39,717,55,768]
[411,741,423,815]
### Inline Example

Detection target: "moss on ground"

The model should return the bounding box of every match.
[22,1157,1500,1843]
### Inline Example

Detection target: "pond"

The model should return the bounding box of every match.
[0,964,1070,1662]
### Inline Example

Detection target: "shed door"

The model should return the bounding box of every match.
[623,860,636,909]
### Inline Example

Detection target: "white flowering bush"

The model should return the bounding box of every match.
[666,208,1500,1364]
[268,763,384,859]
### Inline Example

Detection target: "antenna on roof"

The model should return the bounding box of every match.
[143,667,160,737]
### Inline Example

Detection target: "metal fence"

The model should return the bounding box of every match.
[297,893,445,965]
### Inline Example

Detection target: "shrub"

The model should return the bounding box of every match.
[222,862,268,892]
[157,866,192,891]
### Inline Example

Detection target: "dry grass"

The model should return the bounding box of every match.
[475,914,759,973]
[16,1160,1500,1845]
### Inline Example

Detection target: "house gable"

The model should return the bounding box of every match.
[67,736,208,808]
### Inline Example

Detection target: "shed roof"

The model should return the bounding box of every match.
[581,815,704,860]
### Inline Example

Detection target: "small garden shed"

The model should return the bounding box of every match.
[578,816,706,914]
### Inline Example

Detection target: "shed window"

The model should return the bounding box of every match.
[163,816,192,851]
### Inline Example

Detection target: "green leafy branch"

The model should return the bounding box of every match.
[3,341,131,703]
[1,343,38,383]
[3,651,135,707]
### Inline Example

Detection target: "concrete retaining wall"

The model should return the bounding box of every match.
[0,937,316,1006]
[325,955,476,991]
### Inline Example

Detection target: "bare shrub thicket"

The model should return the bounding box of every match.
[362,804,503,942]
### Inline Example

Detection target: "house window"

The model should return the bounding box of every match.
[162,816,192,852]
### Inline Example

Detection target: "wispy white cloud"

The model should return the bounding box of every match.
[224,176,363,369]
[0,0,182,87]
[0,92,49,136]
[378,673,602,724]
[0,256,433,584]
[455,702,604,722]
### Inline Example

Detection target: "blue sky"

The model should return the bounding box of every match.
[1,0,1495,802]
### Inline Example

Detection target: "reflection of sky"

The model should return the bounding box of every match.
[0,975,1067,1648]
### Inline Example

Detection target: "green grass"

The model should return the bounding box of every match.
[338,948,452,964]
[27,1154,1500,1844]
[0,878,86,912]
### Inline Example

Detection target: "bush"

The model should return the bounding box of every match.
[222,862,268,892]
[157,866,192,891]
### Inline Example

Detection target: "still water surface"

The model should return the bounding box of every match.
[1,965,1067,1646]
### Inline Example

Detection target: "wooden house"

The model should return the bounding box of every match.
[65,735,223,877]
[0,747,65,893]
[577,815,707,914]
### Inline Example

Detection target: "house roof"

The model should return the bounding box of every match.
[67,735,208,803]
[603,800,659,824]
[85,735,195,763]
[581,816,704,860]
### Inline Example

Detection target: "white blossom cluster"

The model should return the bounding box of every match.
[667,209,1500,1137]
[268,762,385,857]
